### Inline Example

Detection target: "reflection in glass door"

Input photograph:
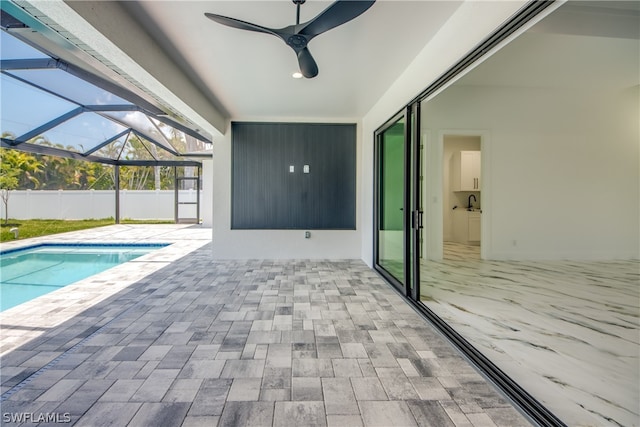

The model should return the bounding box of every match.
[375,104,421,294]
[375,114,406,288]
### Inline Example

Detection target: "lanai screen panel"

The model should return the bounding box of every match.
[1,28,212,165]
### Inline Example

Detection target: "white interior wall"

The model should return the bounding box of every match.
[210,119,362,259]
[423,84,639,260]
[360,1,530,266]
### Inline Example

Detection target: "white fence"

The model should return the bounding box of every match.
[1,190,201,221]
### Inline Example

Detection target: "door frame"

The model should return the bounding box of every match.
[433,129,491,260]
[370,2,563,425]
[373,102,422,298]
[174,166,201,224]
[373,109,408,293]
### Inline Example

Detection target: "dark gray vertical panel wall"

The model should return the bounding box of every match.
[232,122,356,229]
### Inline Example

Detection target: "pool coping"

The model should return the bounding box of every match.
[0,224,211,355]
[0,242,170,255]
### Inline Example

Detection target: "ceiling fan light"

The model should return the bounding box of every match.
[292,71,304,79]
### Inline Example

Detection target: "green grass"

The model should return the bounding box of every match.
[0,218,173,242]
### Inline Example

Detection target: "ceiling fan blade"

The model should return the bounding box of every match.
[205,13,279,38]
[299,0,375,38]
[297,47,319,78]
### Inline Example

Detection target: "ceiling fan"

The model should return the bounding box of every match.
[205,0,376,79]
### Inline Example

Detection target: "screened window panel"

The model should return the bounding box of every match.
[101,111,176,152]
[150,117,186,152]
[119,135,157,161]
[0,32,48,60]
[8,69,132,106]
[149,117,210,153]
[31,113,128,153]
[1,74,77,139]
[92,137,129,160]
[184,134,210,153]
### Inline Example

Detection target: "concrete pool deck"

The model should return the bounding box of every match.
[0,225,530,426]
[0,224,211,355]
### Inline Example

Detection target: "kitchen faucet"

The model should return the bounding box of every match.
[468,194,477,209]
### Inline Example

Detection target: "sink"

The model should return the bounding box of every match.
[466,208,482,212]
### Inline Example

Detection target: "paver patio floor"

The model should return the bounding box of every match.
[0,227,530,426]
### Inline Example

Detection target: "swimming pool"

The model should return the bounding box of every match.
[0,243,168,311]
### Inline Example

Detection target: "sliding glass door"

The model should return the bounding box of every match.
[375,114,406,288]
[374,104,421,296]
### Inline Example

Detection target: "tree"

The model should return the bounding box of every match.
[0,147,41,224]
[0,160,19,224]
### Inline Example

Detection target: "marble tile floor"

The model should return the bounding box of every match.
[443,242,480,261]
[422,243,640,427]
[0,230,531,427]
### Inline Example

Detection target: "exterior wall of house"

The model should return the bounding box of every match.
[201,159,213,227]
[210,119,363,259]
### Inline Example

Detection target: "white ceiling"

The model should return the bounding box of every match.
[123,1,463,120]
[455,1,640,92]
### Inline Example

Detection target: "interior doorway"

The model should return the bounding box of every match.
[442,134,481,260]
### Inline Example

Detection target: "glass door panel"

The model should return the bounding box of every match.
[376,116,406,287]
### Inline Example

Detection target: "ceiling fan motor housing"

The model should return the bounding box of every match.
[287,34,308,50]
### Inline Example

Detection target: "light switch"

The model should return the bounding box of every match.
[303,165,310,174]
[289,165,295,173]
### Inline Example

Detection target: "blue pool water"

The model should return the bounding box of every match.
[0,243,168,311]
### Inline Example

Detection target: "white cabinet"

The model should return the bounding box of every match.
[453,209,481,245]
[452,210,467,243]
[468,212,481,242]
[452,151,481,191]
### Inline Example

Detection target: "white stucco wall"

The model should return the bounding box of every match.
[201,159,213,227]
